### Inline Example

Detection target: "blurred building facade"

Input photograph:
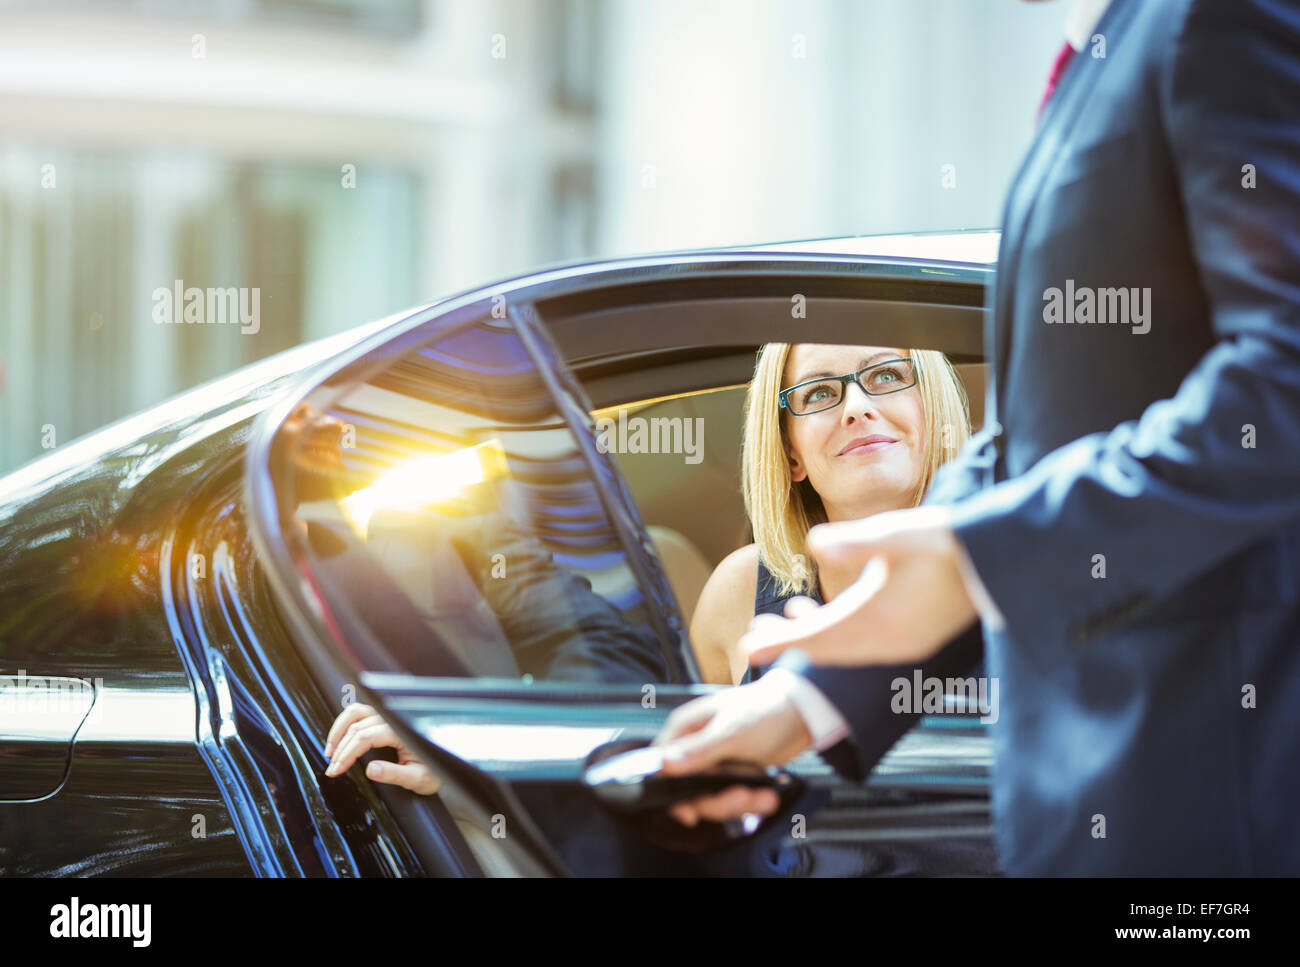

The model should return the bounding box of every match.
[0,0,1064,473]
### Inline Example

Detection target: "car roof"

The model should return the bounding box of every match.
[718,229,1000,264]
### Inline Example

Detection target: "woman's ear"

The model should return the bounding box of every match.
[788,448,807,483]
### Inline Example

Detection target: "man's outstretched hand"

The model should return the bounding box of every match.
[652,675,814,827]
[741,506,979,668]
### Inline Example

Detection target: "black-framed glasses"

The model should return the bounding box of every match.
[778,357,918,416]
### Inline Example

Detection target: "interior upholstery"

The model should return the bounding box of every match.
[646,525,715,625]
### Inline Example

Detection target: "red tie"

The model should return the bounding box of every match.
[1037,41,1076,123]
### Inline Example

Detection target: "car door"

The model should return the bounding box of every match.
[245,244,999,876]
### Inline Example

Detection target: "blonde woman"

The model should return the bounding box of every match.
[690,343,970,685]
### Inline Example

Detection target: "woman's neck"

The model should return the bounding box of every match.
[815,559,858,603]
[822,493,911,526]
[814,497,911,602]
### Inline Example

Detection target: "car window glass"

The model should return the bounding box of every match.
[596,386,748,625]
[274,317,679,685]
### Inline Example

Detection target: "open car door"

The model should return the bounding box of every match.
[245,246,998,876]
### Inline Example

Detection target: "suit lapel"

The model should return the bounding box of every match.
[986,0,1137,468]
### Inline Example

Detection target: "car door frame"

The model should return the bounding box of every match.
[244,248,995,877]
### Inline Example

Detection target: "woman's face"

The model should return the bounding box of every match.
[781,344,926,522]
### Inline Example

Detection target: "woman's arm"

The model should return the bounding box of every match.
[688,544,760,685]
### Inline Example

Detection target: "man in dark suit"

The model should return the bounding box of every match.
[654,0,1300,875]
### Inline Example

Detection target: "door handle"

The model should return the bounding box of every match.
[582,738,804,852]
[0,674,96,802]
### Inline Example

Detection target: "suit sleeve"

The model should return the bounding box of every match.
[774,626,985,782]
[946,0,1300,648]
[924,424,999,508]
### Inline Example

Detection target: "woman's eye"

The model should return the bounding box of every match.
[801,384,833,405]
[868,367,901,388]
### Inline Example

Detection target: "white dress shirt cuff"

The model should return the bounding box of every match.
[761,666,851,752]
[952,536,1007,631]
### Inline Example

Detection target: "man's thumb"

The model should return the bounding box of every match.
[807,519,877,564]
[659,724,734,775]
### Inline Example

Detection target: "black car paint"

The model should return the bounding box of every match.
[1,249,996,876]
[0,325,428,875]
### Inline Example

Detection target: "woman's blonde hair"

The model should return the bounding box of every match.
[741,344,970,597]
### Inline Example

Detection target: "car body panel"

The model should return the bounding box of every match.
[0,311,436,876]
[0,232,1000,876]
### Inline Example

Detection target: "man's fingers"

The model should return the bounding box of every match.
[741,558,890,665]
[747,612,786,633]
[806,518,880,565]
[654,699,718,746]
[657,720,741,776]
[366,760,441,795]
[666,787,782,827]
[783,595,819,619]
[674,786,781,825]
[694,786,780,822]
[668,802,700,827]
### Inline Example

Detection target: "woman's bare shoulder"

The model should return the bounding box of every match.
[707,542,761,592]
[690,543,761,685]
[694,543,760,625]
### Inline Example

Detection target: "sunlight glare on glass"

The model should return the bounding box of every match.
[338,439,505,538]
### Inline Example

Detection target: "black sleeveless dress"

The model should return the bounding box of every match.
[740,558,824,684]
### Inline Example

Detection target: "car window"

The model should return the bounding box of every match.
[595,387,748,624]
[271,313,690,687]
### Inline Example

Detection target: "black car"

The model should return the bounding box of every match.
[0,231,999,876]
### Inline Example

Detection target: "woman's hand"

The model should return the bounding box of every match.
[323,703,441,795]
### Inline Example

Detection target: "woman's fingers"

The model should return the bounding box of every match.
[366,759,441,795]
[324,715,388,776]
[324,710,442,795]
[323,702,375,758]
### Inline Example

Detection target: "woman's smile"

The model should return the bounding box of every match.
[837,433,898,457]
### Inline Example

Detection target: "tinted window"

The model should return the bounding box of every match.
[275,316,679,685]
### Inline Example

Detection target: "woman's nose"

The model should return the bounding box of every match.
[841,380,879,421]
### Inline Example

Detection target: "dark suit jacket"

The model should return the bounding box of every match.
[783,0,1300,874]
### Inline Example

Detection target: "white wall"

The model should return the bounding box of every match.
[595,0,1067,253]
[0,0,1072,473]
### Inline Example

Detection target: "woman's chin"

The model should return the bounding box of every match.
[822,472,915,514]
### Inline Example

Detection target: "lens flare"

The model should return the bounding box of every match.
[338,439,505,538]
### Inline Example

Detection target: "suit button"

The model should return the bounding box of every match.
[988,421,1004,438]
